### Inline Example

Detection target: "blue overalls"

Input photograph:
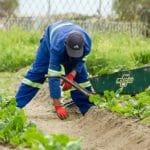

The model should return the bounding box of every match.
[16,20,94,114]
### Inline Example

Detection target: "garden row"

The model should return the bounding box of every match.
[0,96,80,149]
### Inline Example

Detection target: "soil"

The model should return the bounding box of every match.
[22,84,150,150]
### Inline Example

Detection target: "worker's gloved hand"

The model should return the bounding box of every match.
[62,72,75,91]
[54,105,68,119]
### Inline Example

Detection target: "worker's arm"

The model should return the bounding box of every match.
[48,51,62,97]
[48,52,68,119]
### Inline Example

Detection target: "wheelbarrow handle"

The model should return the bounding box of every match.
[45,74,96,96]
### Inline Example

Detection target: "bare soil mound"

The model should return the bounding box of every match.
[23,84,150,150]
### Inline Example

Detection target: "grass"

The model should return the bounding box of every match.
[0,69,27,97]
[0,72,18,96]
[0,27,150,73]
[87,32,150,75]
[0,27,41,72]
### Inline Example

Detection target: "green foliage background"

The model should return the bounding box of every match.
[0,27,150,73]
[0,27,40,72]
[87,32,150,75]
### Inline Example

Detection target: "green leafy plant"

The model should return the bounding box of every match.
[89,88,150,123]
[0,96,81,149]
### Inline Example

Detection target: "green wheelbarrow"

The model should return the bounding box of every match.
[46,65,150,96]
[89,65,150,95]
